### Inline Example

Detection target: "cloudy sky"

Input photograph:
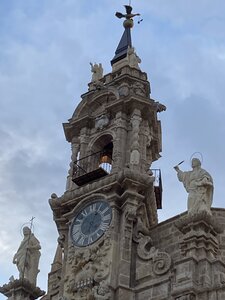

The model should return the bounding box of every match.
[1,0,225,298]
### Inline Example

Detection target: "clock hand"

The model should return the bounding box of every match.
[88,211,98,234]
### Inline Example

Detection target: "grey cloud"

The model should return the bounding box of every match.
[1,1,225,297]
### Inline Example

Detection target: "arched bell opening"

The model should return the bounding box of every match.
[72,134,114,186]
[91,134,113,175]
[99,142,113,173]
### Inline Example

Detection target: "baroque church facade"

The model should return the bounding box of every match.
[1,5,225,300]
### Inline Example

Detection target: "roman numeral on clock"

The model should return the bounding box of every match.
[78,235,85,245]
[99,222,109,231]
[101,206,110,215]
[72,231,81,242]
[102,213,111,222]
[89,203,97,213]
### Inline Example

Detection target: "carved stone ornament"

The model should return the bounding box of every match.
[118,84,130,97]
[154,101,166,113]
[132,82,146,97]
[133,212,172,275]
[175,294,196,300]
[65,235,112,298]
[175,211,223,259]
[127,46,141,69]
[93,280,111,299]
[0,278,45,299]
[95,114,109,130]
[125,206,137,222]
[90,62,103,83]
[175,211,222,234]
[136,234,172,275]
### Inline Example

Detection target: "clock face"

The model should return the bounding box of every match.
[71,201,112,247]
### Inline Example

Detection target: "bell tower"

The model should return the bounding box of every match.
[44,5,166,300]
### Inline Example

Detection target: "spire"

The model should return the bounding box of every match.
[111,5,140,66]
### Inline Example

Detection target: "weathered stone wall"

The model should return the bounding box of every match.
[134,208,225,300]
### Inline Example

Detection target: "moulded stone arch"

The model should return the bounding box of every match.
[85,132,115,174]
[87,132,115,154]
[72,89,119,120]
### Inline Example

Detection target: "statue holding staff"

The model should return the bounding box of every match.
[13,226,41,286]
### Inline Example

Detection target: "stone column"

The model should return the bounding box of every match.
[79,127,89,174]
[129,109,142,171]
[140,120,153,174]
[113,111,127,172]
[66,137,80,191]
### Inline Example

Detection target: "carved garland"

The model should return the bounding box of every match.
[65,235,112,299]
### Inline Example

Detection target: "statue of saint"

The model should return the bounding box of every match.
[174,158,213,216]
[13,226,41,286]
[90,62,103,82]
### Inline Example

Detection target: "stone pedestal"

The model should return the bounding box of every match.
[172,212,224,299]
[0,279,45,300]
[175,212,222,260]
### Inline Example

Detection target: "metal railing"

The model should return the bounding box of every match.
[72,150,112,185]
[151,169,162,209]
[72,152,162,209]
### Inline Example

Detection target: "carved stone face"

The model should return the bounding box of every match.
[191,158,201,168]
[23,226,31,236]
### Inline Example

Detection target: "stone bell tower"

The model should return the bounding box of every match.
[43,5,167,300]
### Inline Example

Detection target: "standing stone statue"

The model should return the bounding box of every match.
[13,226,41,286]
[174,158,213,216]
[127,46,141,69]
[90,62,103,82]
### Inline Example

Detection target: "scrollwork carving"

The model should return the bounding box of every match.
[135,234,171,275]
[136,235,157,260]
[133,207,172,276]
[152,251,172,275]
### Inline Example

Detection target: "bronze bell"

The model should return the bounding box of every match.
[100,153,112,164]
